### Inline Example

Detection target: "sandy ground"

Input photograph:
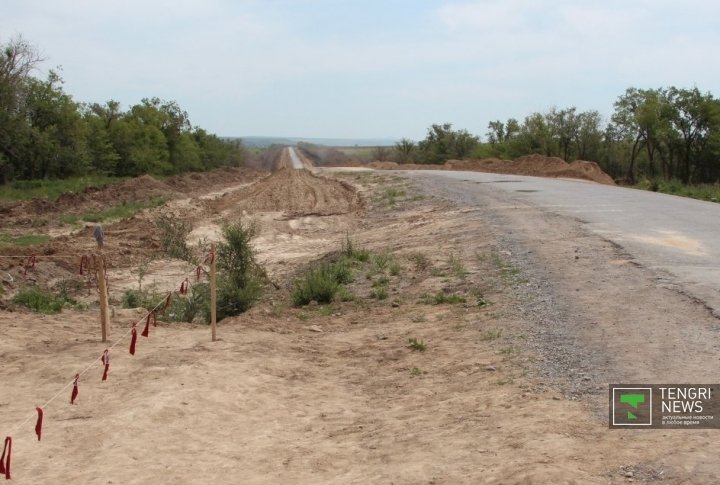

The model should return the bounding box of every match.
[1,165,719,483]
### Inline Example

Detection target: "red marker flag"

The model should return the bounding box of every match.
[141,313,151,338]
[101,349,110,381]
[35,407,43,441]
[179,279,189,295]
[70,374,79,405]
[129,322,138,355]
[196,265,203,281]
[162,293,172,313]
[0,436,11,480]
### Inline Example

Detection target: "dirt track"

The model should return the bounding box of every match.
[1,167,720,483]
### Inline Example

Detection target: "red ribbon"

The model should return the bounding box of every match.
[79,255,89,275]
[196,265,203,281]
[204,251,215,265]
[179,279,189,295]
[129,323,137,355]
[0,436,11,480]
[141,314,150,338]
[162,293,172,313]
[101,349,110,381]
[70,374,79,405]
[35,407,43,441]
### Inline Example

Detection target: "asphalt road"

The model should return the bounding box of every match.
[404,170,720,313]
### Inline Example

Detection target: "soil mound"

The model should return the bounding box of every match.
[367,161,400,170]
[165,167,262,192]
[444,155,615,185]
[229,169,362,217]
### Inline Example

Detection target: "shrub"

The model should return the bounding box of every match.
[155,214,193,261]
[13,287,70,314]
[216,220,264,319]
[292,265,340,306]
[408,337,427,352]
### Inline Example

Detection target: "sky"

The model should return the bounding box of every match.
[3,0,720,140]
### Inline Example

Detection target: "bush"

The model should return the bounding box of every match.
[13,287,70,314]
[292,265,340,306]
[216,220,264,319]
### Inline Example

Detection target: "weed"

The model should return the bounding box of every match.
[420,292,466,305]
[448,253,467,278]
[82,198,165,224]
[408,337,427,352]
[411,314,427,323]
[370,285,388,300]
[499,346,515,355]
[381,187,406,206]
[495,378,514,386]
[373,252,392,271]
[336,286,355,302]
[372,275,390,287]
[13,287,72,314]
[342,233,370,262]
[388,262,401,276]
[409,253,431,271]
[410,367,423,377]
[297,311,310,321]
[480,329,502,341]
[292,264,340,306]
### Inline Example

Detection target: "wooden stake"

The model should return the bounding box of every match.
[96,254,110,342]
[210,245,217,342]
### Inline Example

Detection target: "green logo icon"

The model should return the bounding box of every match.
[620,394,645,420]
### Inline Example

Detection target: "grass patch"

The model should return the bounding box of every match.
[292,264,343,306]
[13,287,73,314]
[0,233,50,247]
[408,337,427,352]
[448,253,467,278]
[410,367,423,377]
[420,292,466,305]
[635,179,720,203]
[61,197,166,225]
[380,187,406,206]
[370,285,388,300]
[0,175,123,202]
[480,329,502,341]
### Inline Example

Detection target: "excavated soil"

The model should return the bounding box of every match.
[362,155,615,185]
[209,169,363,217]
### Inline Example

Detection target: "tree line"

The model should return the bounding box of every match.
[392,87,720,185]
[0,36,246,184]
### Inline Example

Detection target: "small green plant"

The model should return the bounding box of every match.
[373,252,392,271]
[342,233,370,262]
[480,329,502,341]
[381,187,406,206]
[410,367,423,376]
[292,264,340,306]
[297,311,310,321]
[420,292,466,305]
[155,214,193,261]
[499,346,515,355]
[13,287,72,314]
[370,285,388,300]
[408,337,427,352]
[448,253,467,278]
[372,275,389,287]
[216,220,264,318]
[389,262,401,276]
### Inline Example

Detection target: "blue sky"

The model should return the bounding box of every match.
[4,0,719,140]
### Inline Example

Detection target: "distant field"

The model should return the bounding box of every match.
[335,146,377,161]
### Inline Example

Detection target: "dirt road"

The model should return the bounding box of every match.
[2,168,720,483]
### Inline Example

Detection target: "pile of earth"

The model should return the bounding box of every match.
[0,167,264,225]
[445,155,616,185]
[216,168,363,217]
[357,155,615,185]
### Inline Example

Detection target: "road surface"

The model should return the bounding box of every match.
[287,147,305,169]
[402,170,720,313]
